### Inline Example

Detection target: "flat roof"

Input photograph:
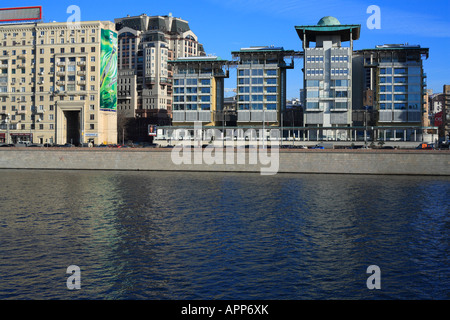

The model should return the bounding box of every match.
[355,46,429,59]
[231,47,296,55]
[170,56,228,63]
[295,24,361,42]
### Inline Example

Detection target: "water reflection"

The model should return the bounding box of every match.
[0,170,449,299]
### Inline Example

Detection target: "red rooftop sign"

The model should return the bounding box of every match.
[0,6,42,22]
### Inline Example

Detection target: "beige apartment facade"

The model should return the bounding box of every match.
[115,14,205,123]
[0,20,117,145]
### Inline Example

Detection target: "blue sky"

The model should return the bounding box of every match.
[10,0,450,98]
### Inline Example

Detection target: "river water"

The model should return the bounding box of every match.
[0,169,449,300]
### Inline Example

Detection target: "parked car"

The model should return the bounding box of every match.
[438,141,449,149]
[15,141,31,147]
[416,143,434,150]
[60,143,75,148]
[0,143,15,147]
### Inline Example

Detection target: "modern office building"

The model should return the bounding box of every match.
[114,13,205,123]
[295,16,361,140]
[354,44,429,139]
[232,46,296,126]
[0,20,118,145]
[170,56,229,126]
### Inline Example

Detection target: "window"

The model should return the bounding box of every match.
[335,90,348,98]
[238,69,250,76]
[306,102,319,110]
[90,124,94,130]
[251,69,263,76]
[306,90,319,98]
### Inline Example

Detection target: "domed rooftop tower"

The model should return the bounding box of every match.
[294,17,361,139]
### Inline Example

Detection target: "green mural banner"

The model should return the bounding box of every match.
[100,29,118,111]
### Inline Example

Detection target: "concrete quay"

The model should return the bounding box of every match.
[0,148,449,176]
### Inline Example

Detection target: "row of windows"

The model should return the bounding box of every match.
[174,79,210,86]
[173,87,210,94]
[331,56,349,63]
[306,80,349,87]
[379,84,421,93]
[1,104,96,112]
[5,29,95,38]
[379,76,421,84]
[3,123,96,130]
[306,68,352,76]
[238,95,277,102]
[2,46,96,56]
[380,68,408,75]
[306,90,348,98]
[173,104,211,110]
[306,56,324,63]
[379,103,420,110]
[237,104,277,110]
[379,94,422,101]
[238,69,277,76]
[173,96,211,102]
[305,102,348,110]
[238,86,277,93]
[174,87,211,94]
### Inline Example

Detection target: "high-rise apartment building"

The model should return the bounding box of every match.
[0,20,118,145]
[232,46,295,126]
[170,56,229,126]
[354,44,429,139]
[295,17,360,140]
[114,13,205,122]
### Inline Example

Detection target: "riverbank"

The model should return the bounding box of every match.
[0,148,449,176]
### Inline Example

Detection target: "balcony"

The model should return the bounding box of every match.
[0,64,8,68]
[77,71,86,76]
[57,62,66,66]
[77,61,86,66]
[56,71,66,76]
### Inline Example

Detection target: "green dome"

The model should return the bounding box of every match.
[317,16,341,26]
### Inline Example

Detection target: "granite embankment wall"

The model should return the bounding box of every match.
[0,148,449,176]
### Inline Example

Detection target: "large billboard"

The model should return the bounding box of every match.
[100,29,118,112]
[0,6,42,22]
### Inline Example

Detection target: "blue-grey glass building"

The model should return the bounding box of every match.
[295,16,361,140]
